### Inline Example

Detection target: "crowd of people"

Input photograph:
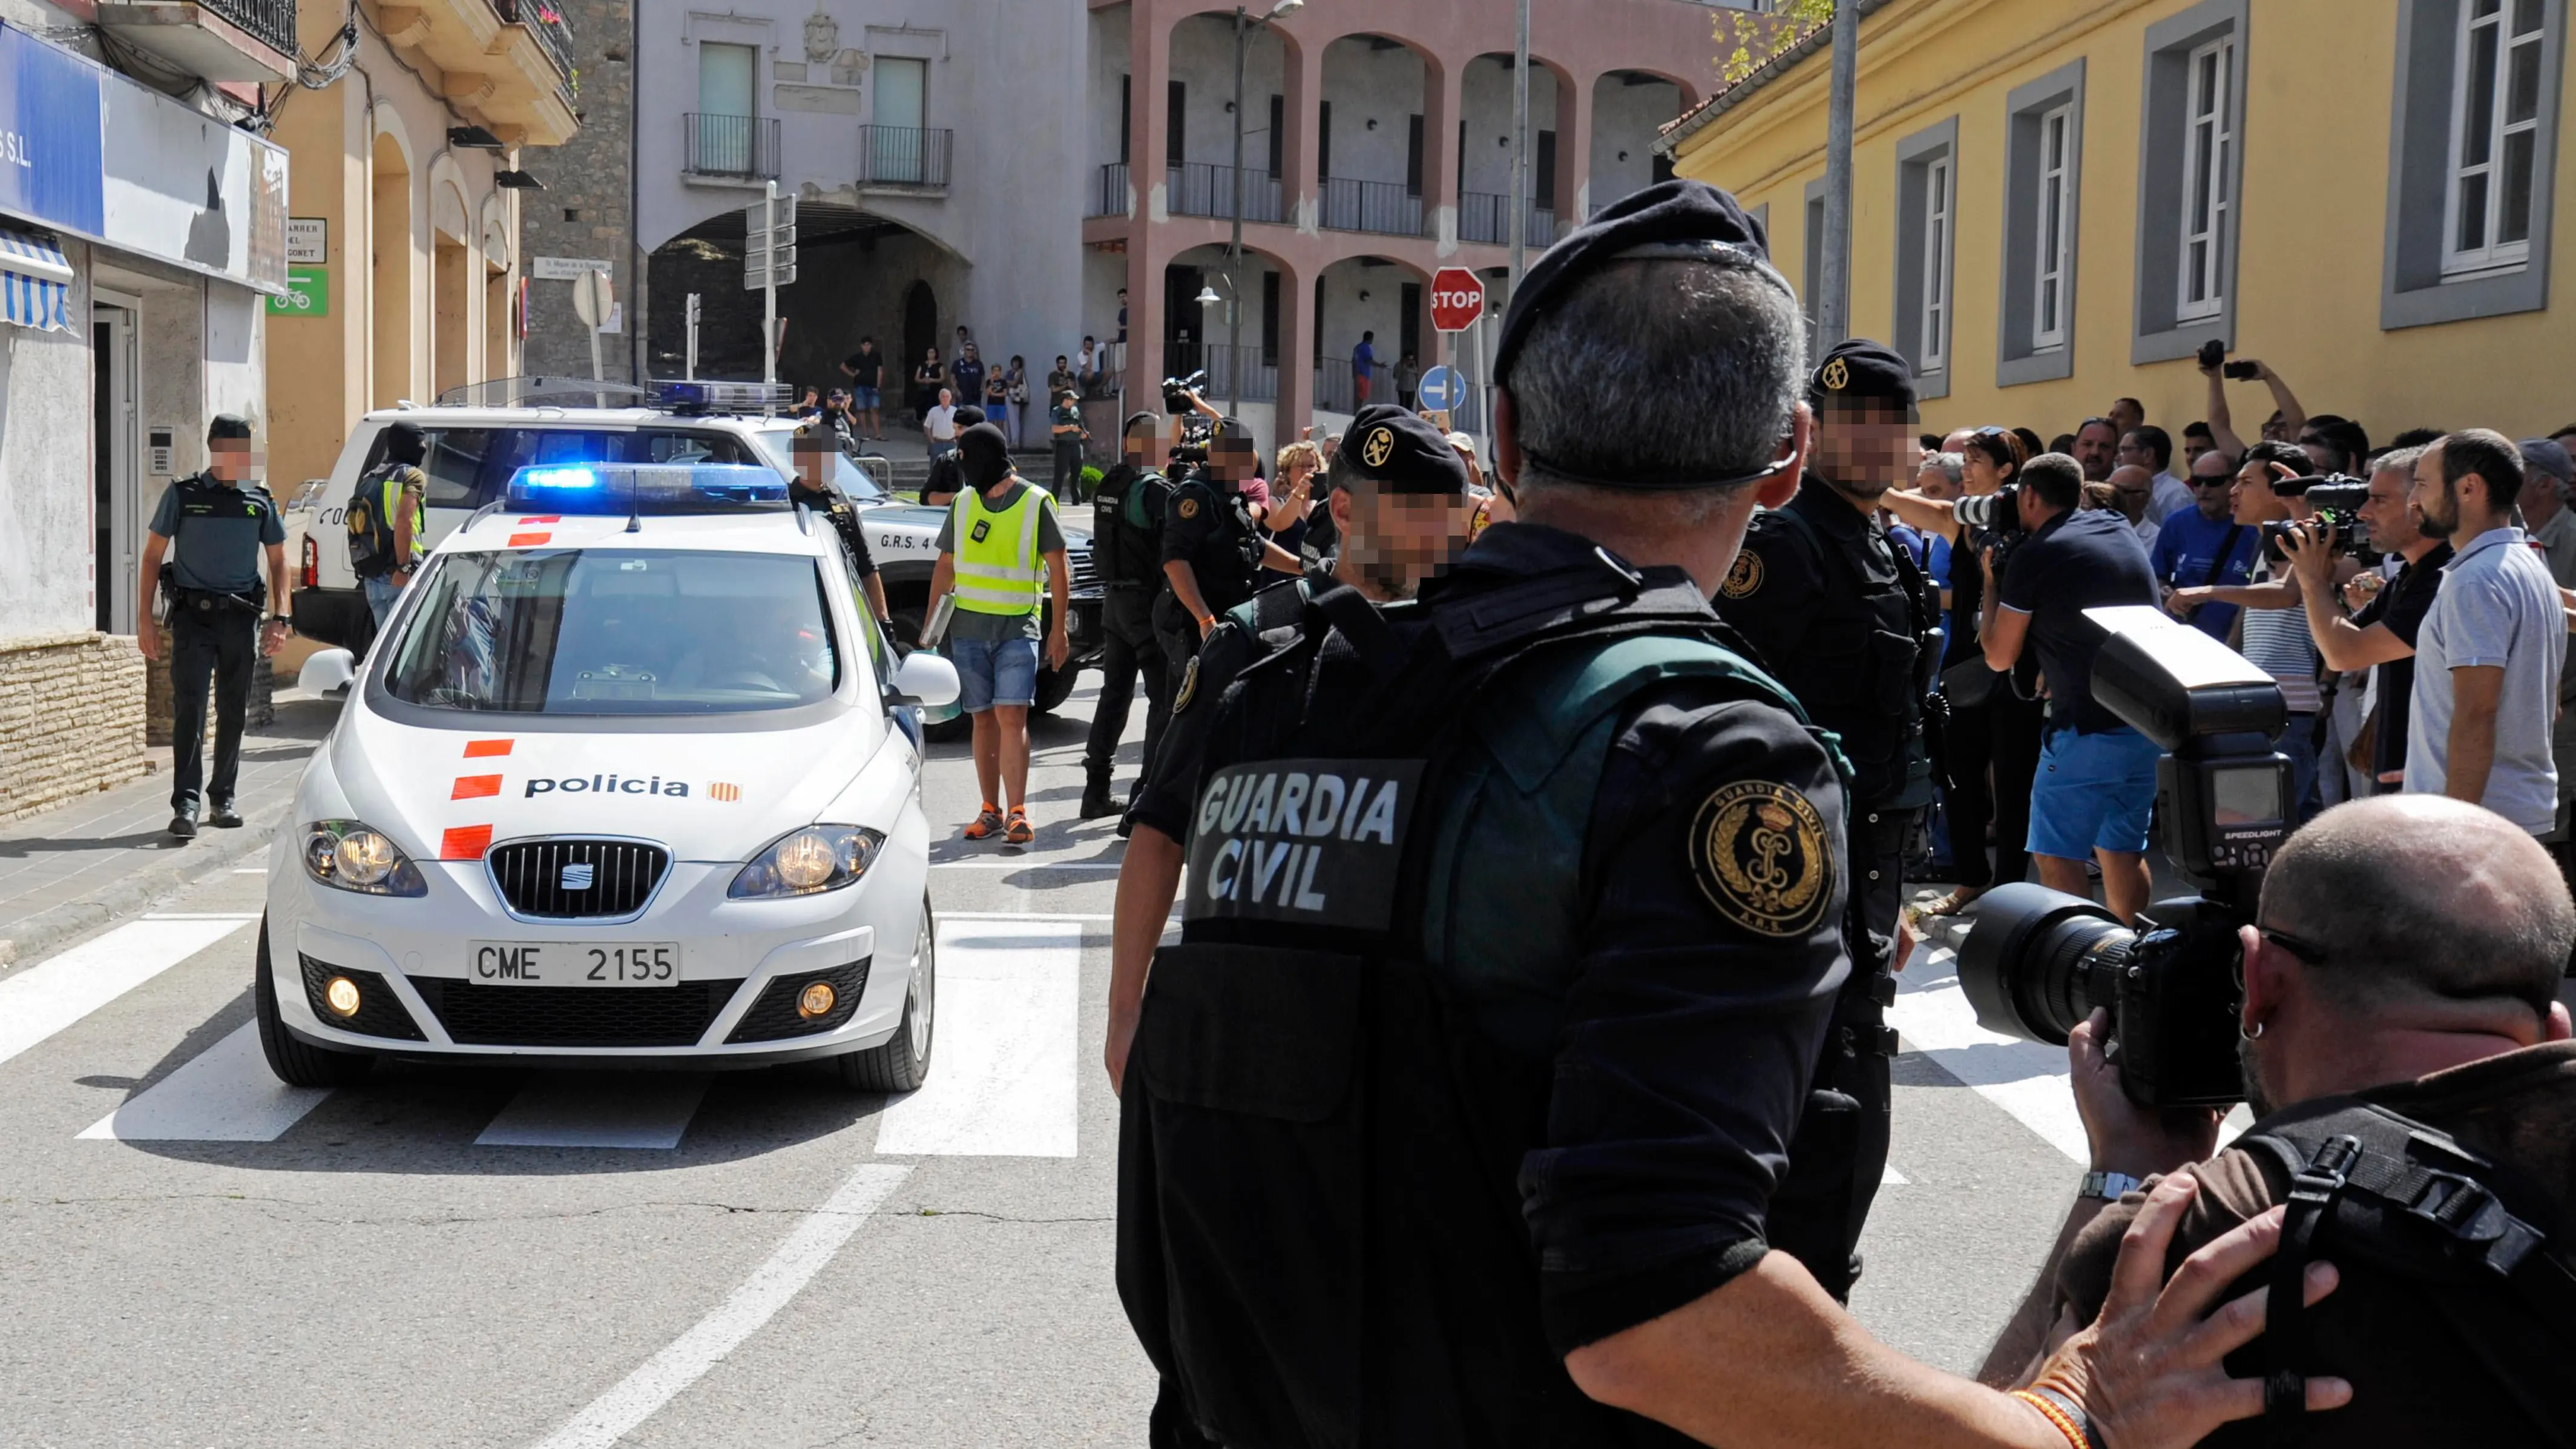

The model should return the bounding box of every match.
[1878,356,2576,933]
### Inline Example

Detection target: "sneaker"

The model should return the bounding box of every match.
[1004,809,1034,846]
[207,801,243,829]
[961,804,1005,840]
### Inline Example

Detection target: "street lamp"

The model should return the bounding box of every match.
[1227,0,1302,421]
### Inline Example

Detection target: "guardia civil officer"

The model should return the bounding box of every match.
[787,424,893,625]
[1083,412,1178,824]
[137,415,288,840]
[1151,409,1298,708]
[1107,182,2316,1449]
[1709,338,1940,1292]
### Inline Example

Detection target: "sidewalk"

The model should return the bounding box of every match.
[0,686,340,968]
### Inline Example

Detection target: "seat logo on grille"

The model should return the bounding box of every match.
[560,862,595,890]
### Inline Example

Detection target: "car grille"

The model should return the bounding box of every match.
[298,955,426,1040]
[726,959,872,1043]
[412,977,734,1048]
[488,839,669,919]
[1065,544,1100,596]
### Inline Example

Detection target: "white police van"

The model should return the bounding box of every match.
[259,460,961,1089]
[286,380,1102,722]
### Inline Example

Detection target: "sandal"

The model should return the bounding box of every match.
[1004,808,1034,846]
[962,803,1005,840]
[1919,886,1986,917]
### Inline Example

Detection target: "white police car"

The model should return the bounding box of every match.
[258,461,959,1090]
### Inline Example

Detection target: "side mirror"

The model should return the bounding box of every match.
[297,647,356,695]
[890,650,961,709]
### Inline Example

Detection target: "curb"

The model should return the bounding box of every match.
[0,797,293,968]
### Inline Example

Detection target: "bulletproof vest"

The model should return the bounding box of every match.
[1091,465,1168,591]
[1756,486,1937,806]
[1118,556,1855,1449]
[2237,1102,2576,1448]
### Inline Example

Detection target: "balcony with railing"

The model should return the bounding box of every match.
[855,126,952,191]
[1090,163,1131,219]
[685,114,781,182]
[1163,342,1278,404]
[1168,163,1284,225]
[1319,177,1424,237]
[93,0,297,82]
[491,0,573,88]
[1458,192,1558,248]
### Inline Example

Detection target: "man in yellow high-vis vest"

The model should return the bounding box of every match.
[923,423,1072,844]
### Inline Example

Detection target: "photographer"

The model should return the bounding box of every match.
[2199,350,2307,462]
[2278,447,2446,794]
[1980,453,2165,921]
[1987,794,2576,1445]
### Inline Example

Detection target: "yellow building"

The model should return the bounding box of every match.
[265,0,581,493]
[1661,0,2574,442]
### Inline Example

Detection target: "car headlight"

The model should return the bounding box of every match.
[302,820,428,897]
[730,824,884,899]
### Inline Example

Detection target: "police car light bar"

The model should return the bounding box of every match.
[504,463,792,516]
[652,380,795,414]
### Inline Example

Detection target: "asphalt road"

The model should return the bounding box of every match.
[0,677,2088,1447]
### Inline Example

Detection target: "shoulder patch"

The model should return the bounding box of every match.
[1688,780,1835,938]
[1177,496,1201,521]
[1720,549,1764,600]
[1173,652,1202,714]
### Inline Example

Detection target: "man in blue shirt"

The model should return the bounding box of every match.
[2150,447,2258,639]
[1351,330,1376,406]
[1981,453,2166,921]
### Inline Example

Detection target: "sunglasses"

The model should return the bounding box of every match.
[2261,925,2328,967]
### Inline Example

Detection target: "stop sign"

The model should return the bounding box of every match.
[1430,268,1485,332]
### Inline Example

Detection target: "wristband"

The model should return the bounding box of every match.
[2078,1169,2143,1202]
[2010,1387,2095,1449]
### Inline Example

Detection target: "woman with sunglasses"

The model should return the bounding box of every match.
[1884,427,2048,915]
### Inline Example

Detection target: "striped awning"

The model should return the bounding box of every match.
[0,228,73,334]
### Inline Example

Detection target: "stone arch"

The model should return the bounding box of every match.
[369,128,414,407]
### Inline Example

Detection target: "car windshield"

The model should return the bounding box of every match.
[383,548,841,715]
[751,430,890,502]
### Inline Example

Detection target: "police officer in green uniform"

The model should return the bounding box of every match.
[1151,418,1298,707]
[1106,183,2293,1449]
[787,424,892,625]
[137,415,288,840]
[1083,412,1177,824]
[1710,338,1940,1291]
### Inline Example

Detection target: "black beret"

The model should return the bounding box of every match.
[951,404,987,429]
[957,423,1013,490]
[1810,338,1916,409]
[1493,178,1786,388]
[207,413,254,442]
[1336,405,1469,496]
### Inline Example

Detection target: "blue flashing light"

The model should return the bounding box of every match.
[504,462,793,516]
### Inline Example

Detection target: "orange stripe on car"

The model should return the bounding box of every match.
[441,824,494,860]
[517,515,560,524]
[451,774,502,800]
[463,738,513,758]
[507,531,552,547]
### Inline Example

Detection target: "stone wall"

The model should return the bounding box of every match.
[518,0,639,383]
[144,642,275,746]
[0,632,151,824]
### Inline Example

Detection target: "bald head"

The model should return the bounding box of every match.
[2261,795,2574,1021]
[2106,464,2155,525]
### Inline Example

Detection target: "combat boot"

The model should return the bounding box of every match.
[1079,766,1119,820]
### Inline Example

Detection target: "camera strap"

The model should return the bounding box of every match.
[2198,524,2248,589]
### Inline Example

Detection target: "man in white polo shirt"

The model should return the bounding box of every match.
[2409,429,2563,833]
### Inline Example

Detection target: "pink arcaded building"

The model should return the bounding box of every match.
[1085,0,1761,440]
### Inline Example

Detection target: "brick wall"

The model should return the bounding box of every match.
[0,632,151,824]
[519,0,639,383]
[145,646,274,746]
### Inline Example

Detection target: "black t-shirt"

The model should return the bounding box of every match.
[2351,543,2451,784]
[1997,507,2163,733]
[842,349,881,386]
[1158,478,1257,616]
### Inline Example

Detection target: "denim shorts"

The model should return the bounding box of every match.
[850,386,879,409]
[2028,724,2163,859]
[949,634,1039,712]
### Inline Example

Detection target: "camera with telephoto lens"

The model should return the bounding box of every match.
[1953,606,2293,1107]
[1951,483,2023,534]
[2258,475,2373,561]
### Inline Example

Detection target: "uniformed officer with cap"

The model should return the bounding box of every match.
[1152,419,1299,689]
[1710,335,1939,1292]
[137,415,288,840]
[1106,403,1474,990]
[787,424,892,625]
[1108,181,2304,1449]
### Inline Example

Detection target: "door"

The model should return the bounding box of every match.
[697,42,757,173]
[1399,283,1421,373]
[91,301,137,635]
[1164,265,1203,377]
[873,58,927,183]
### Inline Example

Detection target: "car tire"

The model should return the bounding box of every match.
[253,919,376,1088]
[1033,662,1080,717]
[840,898,935,1092]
